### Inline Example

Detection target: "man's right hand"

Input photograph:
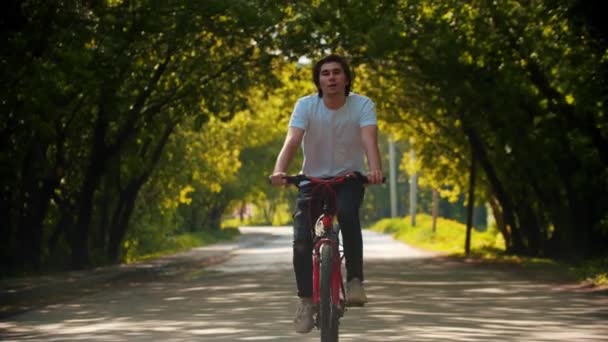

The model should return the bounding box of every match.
[269,172,287,186]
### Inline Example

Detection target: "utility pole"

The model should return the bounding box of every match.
[389,138,397,218]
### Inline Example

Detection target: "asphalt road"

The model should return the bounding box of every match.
[1,226,607,341]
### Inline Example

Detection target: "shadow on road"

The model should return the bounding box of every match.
[1,256,607,341]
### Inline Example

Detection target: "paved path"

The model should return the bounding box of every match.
[1,227,607,341]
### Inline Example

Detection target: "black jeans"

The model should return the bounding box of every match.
[292,178,365,298]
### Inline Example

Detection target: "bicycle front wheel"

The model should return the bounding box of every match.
[319,243,339,342]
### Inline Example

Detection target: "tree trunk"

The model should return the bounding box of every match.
[431,189,438,234]
[48,206,74,259]
[515,204,542,256]
[0,188,13,269]
[107,181,139,263]
[107,120,177,263]
[239,200,247,222]
[71,115,109,269]
[208,203,226,231]
[192,206,202,231]
[488,195,511,251]
[16,138,59,270]
[465,148,476,256]
[463,125,526,254]
[95,180,111,257]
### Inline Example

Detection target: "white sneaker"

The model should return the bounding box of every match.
[346,278,367,306]
[294,297,315,333]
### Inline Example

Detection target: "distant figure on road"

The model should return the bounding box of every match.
[269,54,383,333]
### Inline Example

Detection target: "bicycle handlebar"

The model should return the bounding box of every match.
[279,172,385,186]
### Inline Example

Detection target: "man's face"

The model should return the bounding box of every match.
[319,62,348,96]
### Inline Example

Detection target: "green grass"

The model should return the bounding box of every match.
[368,214,607,288]
[127,227,240,263]
[369,214,504,255]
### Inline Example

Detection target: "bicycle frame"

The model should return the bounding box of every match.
[312,212,343,309]
[291,174,356,316]
[279,172,376,340]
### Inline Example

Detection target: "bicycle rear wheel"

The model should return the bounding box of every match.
[319,243,339,342]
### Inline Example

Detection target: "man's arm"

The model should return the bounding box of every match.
[270,127,305,185]
[361,125,383,184]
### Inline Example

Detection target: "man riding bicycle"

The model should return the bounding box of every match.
[269,54,383,334]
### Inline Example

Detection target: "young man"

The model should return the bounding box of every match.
[269,54,383,334]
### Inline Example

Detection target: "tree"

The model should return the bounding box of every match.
[283,0,608,259]
[1,0,291,270]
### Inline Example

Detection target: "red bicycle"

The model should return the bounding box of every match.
[283,172,378,342]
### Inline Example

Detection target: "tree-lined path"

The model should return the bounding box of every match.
[1,227,606,341]
[3,0,607,275]
[3,2,607,340]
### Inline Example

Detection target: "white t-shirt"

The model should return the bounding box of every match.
[288,92,378,177]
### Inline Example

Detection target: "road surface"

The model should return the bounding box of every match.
[1,226,607,341]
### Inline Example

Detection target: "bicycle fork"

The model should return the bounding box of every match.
[312,215,345,317]
[312,240,341,304]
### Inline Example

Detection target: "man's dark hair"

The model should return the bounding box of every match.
[313,54,353,97]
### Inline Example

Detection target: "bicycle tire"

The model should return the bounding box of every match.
[319,243,339,341]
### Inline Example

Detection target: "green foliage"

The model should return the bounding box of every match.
[222,203,292,228]
[129,59,311,262]
[124,227,240,263]
[573,257,608,287]
[0,0,296,270]
[370,215,607,287]
[369,214,504,255]
[290,0,608,259]
[3,1,607,273]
